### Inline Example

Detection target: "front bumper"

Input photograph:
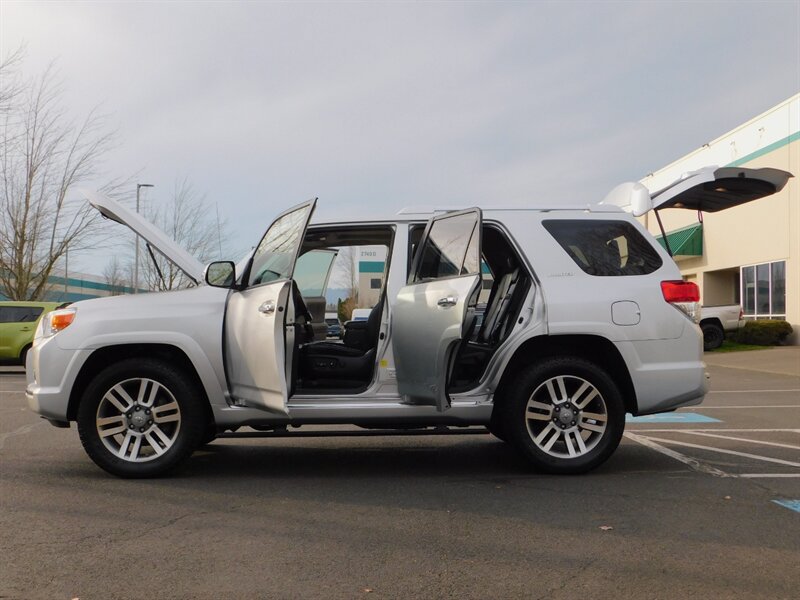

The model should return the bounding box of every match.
[25,335,88,423]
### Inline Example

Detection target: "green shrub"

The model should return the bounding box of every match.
[731,320,793,346]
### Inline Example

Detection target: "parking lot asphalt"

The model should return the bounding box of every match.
[1,350,798,600]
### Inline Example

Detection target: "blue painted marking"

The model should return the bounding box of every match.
[772,500,800,514]
[626,413,721,423]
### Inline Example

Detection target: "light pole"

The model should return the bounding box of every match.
[134,183,154,293]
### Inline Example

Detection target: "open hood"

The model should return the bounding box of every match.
[601,166,792,217]
[81,189,206,283]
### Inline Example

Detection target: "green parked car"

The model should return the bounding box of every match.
[0,301,65,365]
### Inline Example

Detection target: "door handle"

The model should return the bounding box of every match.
[20,327,31,331]
[258,300,276,315]
[437,296,458,307]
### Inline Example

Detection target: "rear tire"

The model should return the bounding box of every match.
[77,358,206,478]
[498,357,625,474]
[701,322,724,351]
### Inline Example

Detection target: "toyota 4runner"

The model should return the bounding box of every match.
[26,166,791,477]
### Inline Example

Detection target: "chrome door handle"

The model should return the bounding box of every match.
[258,300,276,315]
[437,296,458,307]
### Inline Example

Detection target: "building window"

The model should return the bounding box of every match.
[740,260,786,319]
[370,278,382,289]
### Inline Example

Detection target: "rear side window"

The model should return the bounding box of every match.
[543,220,662,276]
[0,306,45,323]
[414,212,480,282]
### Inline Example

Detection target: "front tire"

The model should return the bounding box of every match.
[499,357,625,474]
[77,358,206,478]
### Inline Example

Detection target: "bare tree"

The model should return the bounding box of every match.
[102,255,128,296]
[135,177,231,291]
[0,56,123,300]
[335,246,359,305]
[0,45,25,116]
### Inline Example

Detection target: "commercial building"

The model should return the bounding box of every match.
[0,270,136,303]
[640,94,799,343]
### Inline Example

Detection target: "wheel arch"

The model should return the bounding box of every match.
[493,334,638,415]
[19,342,32,363]
[66,343,214,428]
[699,317,723,329]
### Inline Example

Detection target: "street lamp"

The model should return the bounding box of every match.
[134,183,154,294]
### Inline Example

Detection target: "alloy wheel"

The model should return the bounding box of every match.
[524,375,608,458]
[95,378,182,462]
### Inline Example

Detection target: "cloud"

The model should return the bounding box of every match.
[2,1,798,271]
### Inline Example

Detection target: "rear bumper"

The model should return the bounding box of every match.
[616,330,708,415]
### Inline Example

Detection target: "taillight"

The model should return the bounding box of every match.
[661,281,700,302]
[661,280,700,323]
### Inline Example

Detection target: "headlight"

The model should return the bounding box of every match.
[42,307,77,338]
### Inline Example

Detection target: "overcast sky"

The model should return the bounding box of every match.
[2,1,799,274]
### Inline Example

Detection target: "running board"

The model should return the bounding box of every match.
[218,426,491,439]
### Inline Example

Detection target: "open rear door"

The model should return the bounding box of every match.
[392,209,482,411]
[224,199,317,413]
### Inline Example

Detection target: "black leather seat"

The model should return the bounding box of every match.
[299,297,384,384]
[478,265,519,346]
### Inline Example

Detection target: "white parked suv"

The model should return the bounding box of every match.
[26,167,791,477]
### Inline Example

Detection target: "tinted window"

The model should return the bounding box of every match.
[543,220,662,276]
[248,205,312,287]
[414,212,479,282]
[294,249,337,296]
[0,306,44,323]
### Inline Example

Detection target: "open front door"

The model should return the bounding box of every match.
[392,209,482,411]
[224,199,317,413]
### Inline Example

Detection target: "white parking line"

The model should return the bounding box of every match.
[739,474,800,478]
[624,433,730,477]
[687,405,799,409]
[708,389,800,394]
[640,436,800,468]
[630,428,800,433]
[677,431,800,451]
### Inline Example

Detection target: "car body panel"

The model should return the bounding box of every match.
[80,189,206,282]
[225,280,292,413]
[224,199,317,413]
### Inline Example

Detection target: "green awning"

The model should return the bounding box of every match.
[655,223,703,257]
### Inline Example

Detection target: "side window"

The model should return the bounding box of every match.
[413,212,480,283]
[294,250,337,297]
[0,306,44,323]
[248,205,312,287]
[461,222,480,275]
[543,220,663,276]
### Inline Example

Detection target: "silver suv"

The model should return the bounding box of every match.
[26,166,791,477]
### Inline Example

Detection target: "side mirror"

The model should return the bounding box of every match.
[205,261,236,288]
